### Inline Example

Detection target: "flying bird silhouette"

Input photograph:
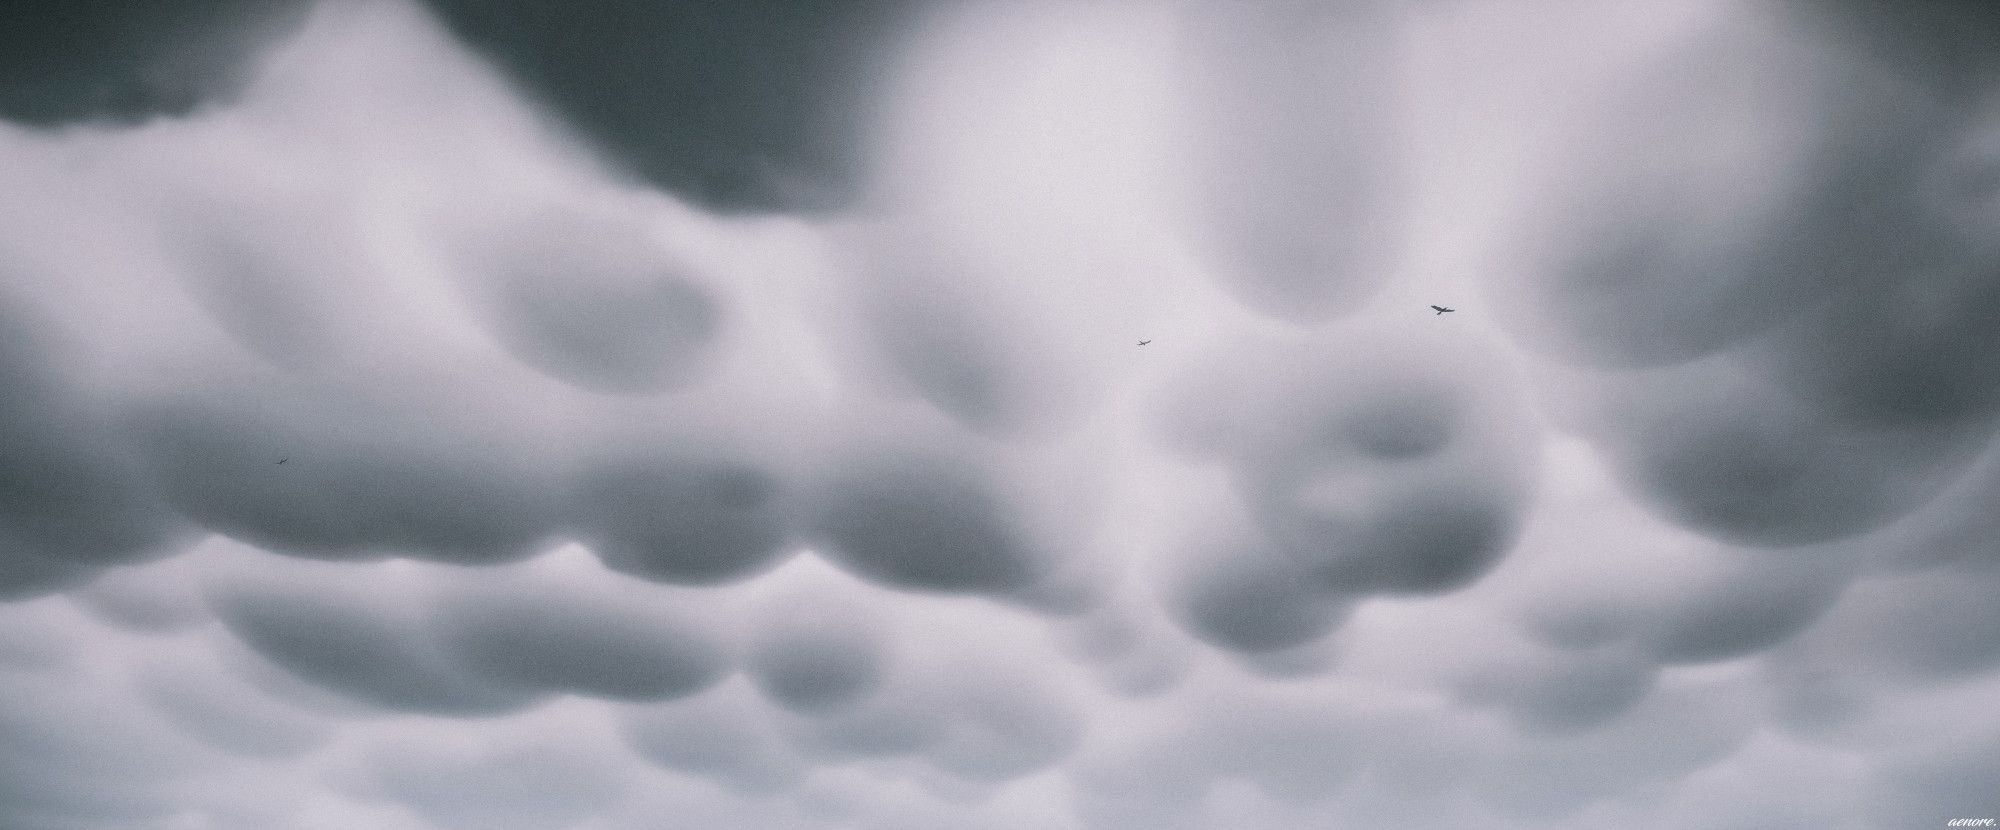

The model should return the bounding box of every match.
[1431,305,1454,315]
[1137,340,1151,345]
[277,458,287,464]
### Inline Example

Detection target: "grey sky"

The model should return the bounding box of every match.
[3,0,1999,827]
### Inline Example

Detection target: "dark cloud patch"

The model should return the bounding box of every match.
[1166,540,1347,655]
[121,373,562,564]
[419,0,920,213]
[1789,0,2000,100]
[746,596,889,713]
[0,1,311,127]
[0,302,192,599]
[429,577,730,702]
[1737,111,2000,428]
[570,453,794,585]
[1170,1,1404,324]
[1562,358,1989,546]
[456,209,726,396]
[207,574,540,716]
[802,446,1051,597]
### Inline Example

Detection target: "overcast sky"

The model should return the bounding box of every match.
[4,0,2000,828]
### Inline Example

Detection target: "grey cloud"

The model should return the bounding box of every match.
[1171,0,1404,324]
[1507,487,1861,666]
[922,672,1084,782]
[0,670,219,830]
[429,576,731,702]
[1475,676,1759,822]
[66,556,209,634]
[621,684,811,795]
[122,372,563,564]
[1866,727,2000,827]
[0,302,193,598]
[1456,648,1658,735]
[1549,358,1990,547]
[454,208,727,396]
[135,650,332,759]
[746,595,890,713]
[205,565,541,716]
[1782,561,2000,682]
[568,453,795,585]
[0,1,311,127]
[1485,6,1943,369]
[418,0,920,213]
[806,451,1037,594]
[773,633,1087,784]
[160,192,379,375]
[827,219,1119,441]
[370,737,626,830]
[798,414,1104,602]
[1165,538,1348,655]
[1153,328,1539,643]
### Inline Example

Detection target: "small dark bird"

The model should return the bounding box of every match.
[277,458,288,464]
[1137,340,1151,345]
[1431,305,1454,315]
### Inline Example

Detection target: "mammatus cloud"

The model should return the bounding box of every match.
[2,0,1999,828]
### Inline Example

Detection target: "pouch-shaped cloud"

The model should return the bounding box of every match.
[201,550,540,716]
[0,1,312,126]
[1171,0,1405,324]
[1159,326,1540,601]
[1545,356,1991,546]
[1501,454,1860,665]
[745,586,891,713]
[1486,3,1943,368]
[621,681,812,795]
[0,302,192,598]
[568,452,794,585]
[451,206,726,396]
[417,0,920,212]
[426,563,730,702]
[121,366,565,564]
[798,406,1107,601]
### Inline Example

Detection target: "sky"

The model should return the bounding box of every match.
[3,0,2000,828]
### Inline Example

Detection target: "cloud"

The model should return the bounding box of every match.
[6,0,2000,828]
[1169,0,1406,324]
[0,1,312,127]
[416,0,921,212]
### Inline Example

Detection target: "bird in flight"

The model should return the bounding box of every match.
[277,458,288,464]
[1137,340,1151,345]
[1431,305,1455,315]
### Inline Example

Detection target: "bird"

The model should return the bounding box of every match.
[1431,305,1454,315]
[277,458,288,464]
[1137,340,1151,345]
